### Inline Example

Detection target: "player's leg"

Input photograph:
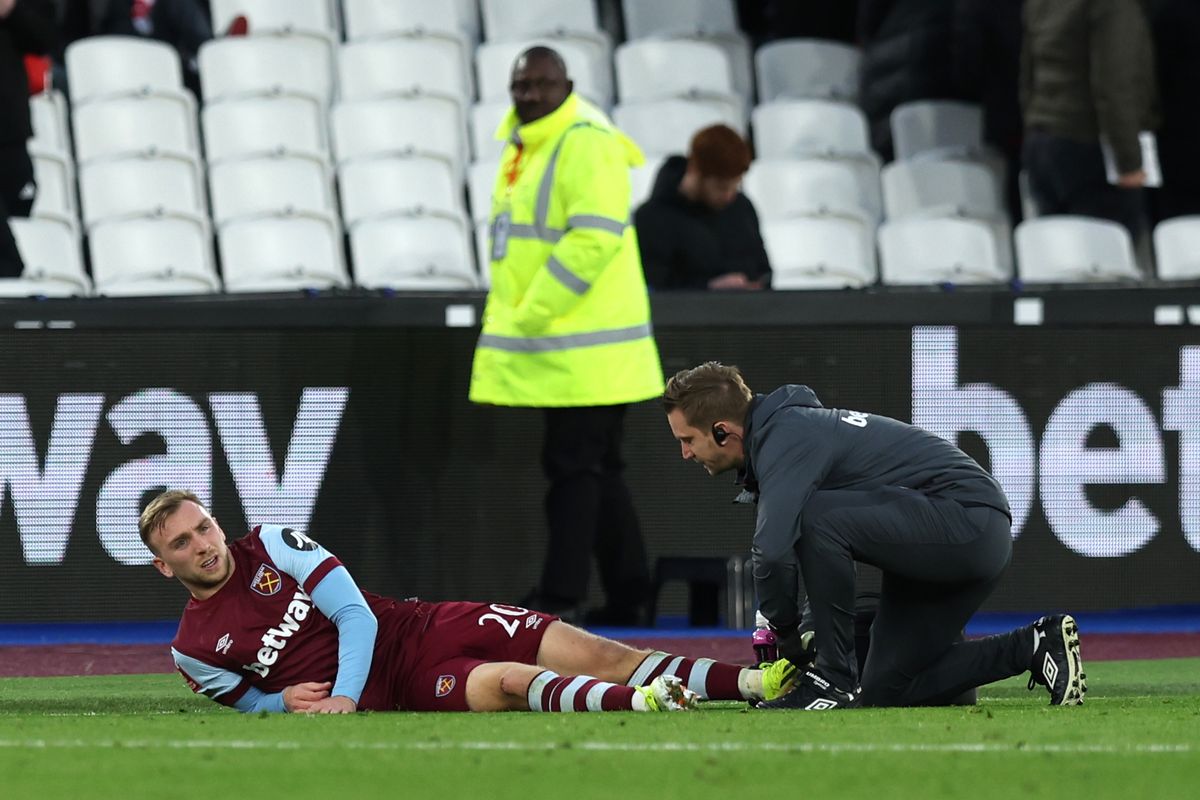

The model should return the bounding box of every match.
[534,620,791,702]
[461,660,695,712]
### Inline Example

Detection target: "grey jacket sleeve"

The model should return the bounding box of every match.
[1089,0,1157,173]
[750,417,835,632]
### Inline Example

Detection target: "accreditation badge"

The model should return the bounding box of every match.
[491,210,512,261]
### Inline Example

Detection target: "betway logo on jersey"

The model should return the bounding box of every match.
[0,387,349,567]
[244,589,313,678]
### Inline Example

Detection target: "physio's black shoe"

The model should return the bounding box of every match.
[1027,614,1087,706]
[756,668,861,710]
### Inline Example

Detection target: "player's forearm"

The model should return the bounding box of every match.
[327,604,378,702]
[233,686,288,713]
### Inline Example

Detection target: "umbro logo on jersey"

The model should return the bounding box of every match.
[525,615,542,630]
[435,674,456,697]
[251,563,282,596]
[216,633,234,655]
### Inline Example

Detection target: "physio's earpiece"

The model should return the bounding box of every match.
[712,424,729,446]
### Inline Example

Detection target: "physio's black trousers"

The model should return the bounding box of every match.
[798,487,1033,707]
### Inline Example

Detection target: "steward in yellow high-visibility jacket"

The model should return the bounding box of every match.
[468,91,664,407]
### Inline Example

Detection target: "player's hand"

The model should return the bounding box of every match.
[283,681,332,712]
[1117,169,1146,189]
[304,695,357,714]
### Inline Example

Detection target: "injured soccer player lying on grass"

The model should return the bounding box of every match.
[141,489,798,713]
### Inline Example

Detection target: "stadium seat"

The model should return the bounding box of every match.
[755,39,861,103]
[344,0,465,41]
[475,39,610,107]
[890,100,985,161]
[65,36,189,107]
[339,38,470,106]
[615,39,741,120]
[28,145,77,221]
[209,157,336,228]
[199,35,334,109]
[630,155,665,208]
[219,215,349,292]
[621,0,739,39]
[1153,216,1200,280]
[332,98,465,176]
[202,96,329,164]
[78,156,206,230]
[28,90,71,158]
[881,160,1004,221]
[613,99,742,158]
[761,217,877,289]
[878,217,1008,285]
[470,100,512,161]
[752,100,874,161]
[351,216,477,290]
[0,217,90,297]
[338,157,464,228]
[456,0,482,43]
[481,0,600,42]
[1015,217,1141,283]
[742,159,873,223]
[210,0,338,41]
[468,159,499,224]
[89,217,220,295]
[72,95,201,166]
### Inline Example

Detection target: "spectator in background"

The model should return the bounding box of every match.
[635,125,771,291]
[1147,0,1200,222]
[737,0,859,45]
[952,0,1025,223]
[858,0,960,161]
[1020,0,1159,237]
[0,0,56,278]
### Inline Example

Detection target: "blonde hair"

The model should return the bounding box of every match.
[139,489,204,553]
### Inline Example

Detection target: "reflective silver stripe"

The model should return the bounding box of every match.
[547,255,590,295]
[627,651,669,687]
[478,323,654,353]
[535,122,593,239]
[568,214,627,236]
[509,223,563,243]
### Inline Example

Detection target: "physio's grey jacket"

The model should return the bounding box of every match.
[740,385,1011,631]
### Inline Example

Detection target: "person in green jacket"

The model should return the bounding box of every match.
[469,47,664,625]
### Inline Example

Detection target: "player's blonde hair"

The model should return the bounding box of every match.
[662,362,754,431]
[139,489,205,553]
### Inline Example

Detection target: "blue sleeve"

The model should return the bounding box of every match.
[259,525,378,704]
[172,648,287,713]
[233,686,288,714]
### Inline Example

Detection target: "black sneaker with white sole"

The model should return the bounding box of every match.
[1027,614,1087,706]
[756,668,861,710]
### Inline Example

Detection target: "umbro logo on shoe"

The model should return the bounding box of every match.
[805,698,840,710]
[1042,652,1059,685]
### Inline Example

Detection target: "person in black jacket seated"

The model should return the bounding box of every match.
[634,125,771,291]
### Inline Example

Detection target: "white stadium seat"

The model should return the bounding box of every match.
[630,156,665,209]
[742,159,873,223]
[468,159,499,224]
[891,100,985,161]
[338,157,463,228]
[79,156,205,230]
[332,98,465,174]
[755,39,861,103]
[470,100,512,161]
[475,39,610,107]
[0,217,90,297]
[613,99,741,158]
[210,0,337,40]
[752,100,874,160]
[1015,217,1141,283]
[351,216,477,290]
[28,145,77,220]
[209,157,336,228]
[339,38,470,105]
[762,217,877,289]
[89,217,219,296]
[881,160,1004,221]
[879,218,1009,285]
[344,0,464,41]
[28,90,71,158]
[72,95,200,165]
[622,0,739,39]
[219,215,349,292]
[65,36,189,106]
[199,35,334,108]
[615,39,740,120]
[202,96,329,164]
[481,0,600,42]
[1153,216,1200,280]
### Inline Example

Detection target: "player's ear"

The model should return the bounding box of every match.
[152,557,174,579]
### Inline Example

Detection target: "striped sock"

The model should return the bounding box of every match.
[527,670,643,711]
[626,651,750,701]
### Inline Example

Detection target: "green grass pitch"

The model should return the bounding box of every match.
[2,658,1198,800]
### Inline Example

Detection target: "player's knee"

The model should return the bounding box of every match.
[498,668,532,698]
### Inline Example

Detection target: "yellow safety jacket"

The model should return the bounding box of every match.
[469,93,664,407]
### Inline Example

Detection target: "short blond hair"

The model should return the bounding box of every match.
[662,361,754,431]
[139,489,204,553]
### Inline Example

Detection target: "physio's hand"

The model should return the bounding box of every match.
[707,272,752,290]
[0,0,17,20]
[304,695,357,714]
[283,681,332,712]
[1117,169,1146,189]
